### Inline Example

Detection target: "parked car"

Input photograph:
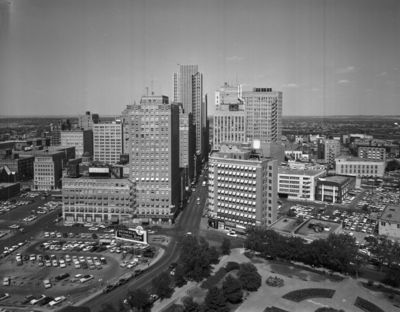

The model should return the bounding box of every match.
[30,294,46,305]
[0,293,9,301]
[2,277,10,286]
[80,275,94,283]
[43,279,52,289]
[48,296,66,307]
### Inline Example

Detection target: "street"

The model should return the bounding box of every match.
[80,173,208,311]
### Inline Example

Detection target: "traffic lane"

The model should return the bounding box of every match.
[0,208,60,251]
[84,239,179,312]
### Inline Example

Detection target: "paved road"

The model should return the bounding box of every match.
[81,174,208,311]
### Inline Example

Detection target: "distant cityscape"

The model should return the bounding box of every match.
[0,65,400,312]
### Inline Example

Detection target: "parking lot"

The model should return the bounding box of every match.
[0,226,159,309]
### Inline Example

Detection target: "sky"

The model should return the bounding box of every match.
[0,0,399,117]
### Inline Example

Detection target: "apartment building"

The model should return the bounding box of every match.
[358,146,386,161]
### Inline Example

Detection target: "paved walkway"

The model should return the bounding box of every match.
[152,248,398,312]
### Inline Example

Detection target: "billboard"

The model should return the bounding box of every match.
[115,226,148,244]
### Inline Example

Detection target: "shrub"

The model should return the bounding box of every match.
[225,261,240,272]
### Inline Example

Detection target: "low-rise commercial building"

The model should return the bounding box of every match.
[62,166,136,224]
[278,167,326,200]
[315,175,356,204]
[0,182,20,200]
[208,143,278,231]
[335,157,386,178]
[378,204,400,239]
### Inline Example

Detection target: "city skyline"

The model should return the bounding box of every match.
[0,0,399,117]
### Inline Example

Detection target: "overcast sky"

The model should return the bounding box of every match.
[0,0,399,116]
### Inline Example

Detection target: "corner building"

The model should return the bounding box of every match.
[126,95,180,224]
[62,168,136,224]
[208,144,278,231]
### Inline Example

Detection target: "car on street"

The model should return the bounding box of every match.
[0,293,9,301]
[227,231,237,237]
[80,274,94,283]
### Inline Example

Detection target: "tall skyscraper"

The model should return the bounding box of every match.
[126,95,180,224]
[242,88,282,144]
[93,121,123,165]
[174,65,205,164]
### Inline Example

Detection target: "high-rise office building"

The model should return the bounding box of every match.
[174,65,205,162]
[33,151,64,191]
[78,111,99,130]
[208,143,278,231]
[242,88,282,144]
[213,83,246,150]
[126,95,180,224]
[178,104,195,185]
[93,121,123,165]
[61,129,93,158]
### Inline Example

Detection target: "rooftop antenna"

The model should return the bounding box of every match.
[151,79,154,95]
[146,87,149,96]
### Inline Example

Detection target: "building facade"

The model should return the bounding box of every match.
[178,105,195,185]
[0,182,20,200]
[324,139,341,169]
[315,175,356,204]
[278,167,326,200]
[242,88,282,144]
[93,121,123,165]
[126,95,180,224]
[335,157,386,178]
[358,146,386,161]
[62,168,136,224]
[78,111,99,130]
[174,65,205,160]
[213,83,246,150]
[208,144,278,231]
[33,151,64,191]
[0,154,34,181]
[61,130,93,158]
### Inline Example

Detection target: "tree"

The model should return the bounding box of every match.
[203,287,229,312]
[182,296,200,312]
[174,264,187,288]
[225,261,240,272]
[152,271,174,299]
[222,275,243,304]
[208,246,220,264]
[238,263,261,291]
[126,288,151,312]
[221,238,231,255]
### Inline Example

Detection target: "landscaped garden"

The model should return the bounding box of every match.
[282,288,336,302]
[354,296,385,312]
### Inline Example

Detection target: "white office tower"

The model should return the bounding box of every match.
[93,121,123,165]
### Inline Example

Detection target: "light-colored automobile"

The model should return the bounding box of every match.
[48,296,66,307]
[43,279,52,289]
[80,275,94,283]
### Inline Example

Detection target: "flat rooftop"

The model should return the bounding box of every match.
[294,218,341,240]
[270,217,300,234]
[381,204,400,223]
[318,175,351,184]
[279,167,325,176]
[336,156,384,163]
